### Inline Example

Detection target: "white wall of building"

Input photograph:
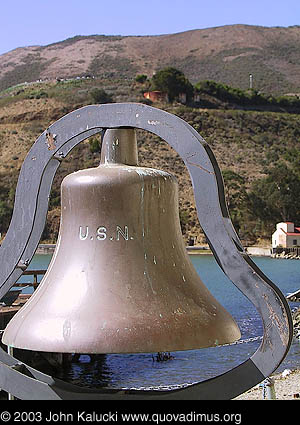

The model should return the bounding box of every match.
[272,222,300,248]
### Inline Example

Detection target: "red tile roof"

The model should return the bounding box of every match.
[280,226,300,236]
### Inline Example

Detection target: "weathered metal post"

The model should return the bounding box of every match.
[262,377,276,400]
[7,345,14,400]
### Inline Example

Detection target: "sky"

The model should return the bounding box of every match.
[0,0,299,55]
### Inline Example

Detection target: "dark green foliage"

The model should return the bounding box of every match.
[282,148,300,178]
[195,80,269,105]
[140,98,153,105]
[89,136,101,153]
[90,88,113,104]
[249,162,300,228]
[49,188,61,208]
[26,90,49,100]
[195,80,300,110]
[135,74,148,83]
[0,183,14,234]
[222,170,250,235]
[179,209,190,233]
[0,201,12,233]
[151,67,194,102]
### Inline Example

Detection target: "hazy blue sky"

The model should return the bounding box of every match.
[0,0,299,55]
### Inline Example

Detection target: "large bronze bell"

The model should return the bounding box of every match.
[3,128,240,354]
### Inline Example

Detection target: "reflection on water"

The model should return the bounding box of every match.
[19,254,300,389]
[55,341,263,390]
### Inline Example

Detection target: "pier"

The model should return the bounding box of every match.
[272,247,300,259]
[0,294,30,330]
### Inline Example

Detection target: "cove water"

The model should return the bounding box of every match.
[18,254,300,389]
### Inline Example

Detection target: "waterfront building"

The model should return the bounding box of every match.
[272,222,300,249]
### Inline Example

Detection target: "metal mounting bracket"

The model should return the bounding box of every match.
[0,103,293,399]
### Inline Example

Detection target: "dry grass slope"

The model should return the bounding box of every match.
[1,25,300,94]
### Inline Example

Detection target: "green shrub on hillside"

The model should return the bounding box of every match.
[222,170,250,234]
[89,136,101,153]
[195,80,300,109]
[26,90,49,100]
[90,88,113,104]
[151,67,194,102]
[249,162,300,226]
[195,80,266,105]
[0,201,12,233]
[135,74,148,83]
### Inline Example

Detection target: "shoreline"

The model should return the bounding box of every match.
[35,244,56,254]
[35,244,216,255]
[36,244,273,256]
[235,367,300,400]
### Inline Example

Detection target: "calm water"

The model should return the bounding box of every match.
[17,253,300,389]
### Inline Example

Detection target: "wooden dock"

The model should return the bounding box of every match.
[0,270,46,330]
[0,294,31,330]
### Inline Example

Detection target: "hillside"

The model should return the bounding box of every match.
[1,25,300,94]
[0,77,300,246]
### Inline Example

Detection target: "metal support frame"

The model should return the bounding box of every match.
[0,103,293,399]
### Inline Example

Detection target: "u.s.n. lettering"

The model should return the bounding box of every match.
[79,225,134,242]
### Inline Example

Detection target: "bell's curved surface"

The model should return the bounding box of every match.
[3,129,240,353]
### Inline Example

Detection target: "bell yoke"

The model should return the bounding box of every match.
[0,103,293,400]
